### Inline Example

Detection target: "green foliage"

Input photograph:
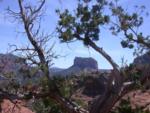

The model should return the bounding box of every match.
[32,98,63,113]
[31,75,82,113]
[56,0,149,55]
[52,76,75,98]
[123,64,143,89]
[110,4,149,53]
[75,99,87,108]
[56,0,110,45]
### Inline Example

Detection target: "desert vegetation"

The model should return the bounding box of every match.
[0,0,150,113]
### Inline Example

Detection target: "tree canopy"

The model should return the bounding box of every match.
[56,0,149,55]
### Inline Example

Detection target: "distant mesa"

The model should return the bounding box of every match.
[74,57,98,70]
[0,53,108,77]
[53,57,99,76]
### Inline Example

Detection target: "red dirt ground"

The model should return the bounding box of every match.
[1,99,34,113]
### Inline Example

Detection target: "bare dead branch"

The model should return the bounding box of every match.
[5,1,90,113]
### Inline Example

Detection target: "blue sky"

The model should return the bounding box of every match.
[0,0,150,69]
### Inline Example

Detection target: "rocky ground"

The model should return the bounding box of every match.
[1,99,34,113]
[126,90,150,111]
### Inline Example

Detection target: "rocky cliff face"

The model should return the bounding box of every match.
[74,57,98,70]
[0,54,42,113]
[133,51,150,65]
[54,57,98,76]
[0,54,28,86]
[133,52,150,89]
[0,54,42,87]
[0,53,28,75]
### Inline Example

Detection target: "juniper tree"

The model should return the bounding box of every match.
[56,0,149,113]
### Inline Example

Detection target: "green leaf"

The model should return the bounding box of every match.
[121,40,128,48]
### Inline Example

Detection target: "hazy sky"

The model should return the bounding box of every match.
[0,0,150,69]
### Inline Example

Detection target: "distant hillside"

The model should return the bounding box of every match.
[0,53,111,80]
[0,53,43,87]
[50,67,65,73]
